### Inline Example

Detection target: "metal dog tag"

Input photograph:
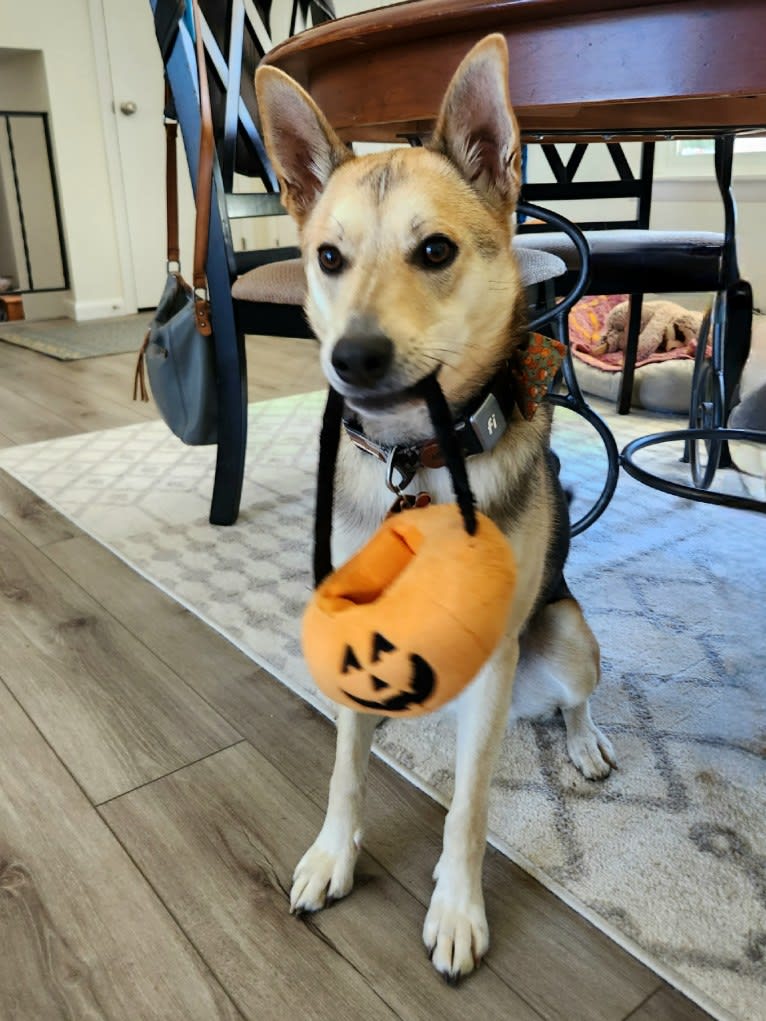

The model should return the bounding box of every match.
[468,392,507,452]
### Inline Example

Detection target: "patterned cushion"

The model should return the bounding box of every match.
[231,258,306,305]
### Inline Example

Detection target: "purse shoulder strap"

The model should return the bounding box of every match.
[190,0,214,336]
[135,96,178,403]
[158,1,213,335]
[164,83,180,268]
[162,80,179,267]
[135,2,214,402]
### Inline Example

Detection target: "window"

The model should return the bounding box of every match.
[675,138,766,157]
[654,138,766,179]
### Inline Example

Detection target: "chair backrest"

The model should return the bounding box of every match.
[519,141,655,233]
[152,0,334,269]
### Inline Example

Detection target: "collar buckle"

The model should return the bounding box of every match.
[385,446,417,495]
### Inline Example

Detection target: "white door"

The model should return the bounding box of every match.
[100,0,195,309]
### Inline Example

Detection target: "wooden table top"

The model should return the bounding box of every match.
[263,0,766,142]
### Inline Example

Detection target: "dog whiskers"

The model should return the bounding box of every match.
[424,346,484,374]
[420,352,460,373]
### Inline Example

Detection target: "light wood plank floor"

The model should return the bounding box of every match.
[0,334,712,1020]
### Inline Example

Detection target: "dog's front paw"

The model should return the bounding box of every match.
[423,877,489,982]
[567,722,616,780]
[562,704,616,780]
[290,829,361,914]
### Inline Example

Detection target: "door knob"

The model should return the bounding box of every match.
[119,101,138,116]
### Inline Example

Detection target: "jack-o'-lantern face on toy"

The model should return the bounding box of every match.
[339,631,436,712]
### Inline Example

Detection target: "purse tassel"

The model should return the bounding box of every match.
[133,329,150,402]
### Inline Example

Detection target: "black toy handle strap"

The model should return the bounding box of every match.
[413,373,477,537]
[313,375,477,588]
[314,387,345,586]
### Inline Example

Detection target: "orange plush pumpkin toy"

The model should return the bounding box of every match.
[302,373,518,718]
[303,503,516,716]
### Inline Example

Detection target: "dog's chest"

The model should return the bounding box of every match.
[336,439,510,533]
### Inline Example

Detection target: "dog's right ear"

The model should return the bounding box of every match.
[255,66,352,224]
[428,34,520,213]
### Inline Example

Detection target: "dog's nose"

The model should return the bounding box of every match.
[331,332,394,387]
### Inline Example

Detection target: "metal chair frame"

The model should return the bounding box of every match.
[620,136,765,513]
[518,200,620,535]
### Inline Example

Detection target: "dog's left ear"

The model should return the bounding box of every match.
[428,34,521,212]
[255,65,352,224]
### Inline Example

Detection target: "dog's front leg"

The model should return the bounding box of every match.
[290,707,380,913]
[424,633,519,981]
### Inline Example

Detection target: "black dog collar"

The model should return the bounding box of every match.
[344,364,516,492]
[342,333,566,492]
[315,374,478,585]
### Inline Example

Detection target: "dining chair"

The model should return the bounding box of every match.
[152,0,334,526]
[150,0,574,526]
[514,140,727,415]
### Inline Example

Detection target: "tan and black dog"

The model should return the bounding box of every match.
[256,34,615,981]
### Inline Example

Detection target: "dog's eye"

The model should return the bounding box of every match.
[416,235,457,270]
[318,245,345,274]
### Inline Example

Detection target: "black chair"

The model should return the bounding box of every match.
[515,141,727,415]
[620,136,763,514]
[152,0,588,527]
[151,0,333,526]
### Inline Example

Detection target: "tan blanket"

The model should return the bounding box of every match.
[569,296,706,372]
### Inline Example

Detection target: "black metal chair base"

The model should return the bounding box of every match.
[548,392,620,535]
[518,201,621,535]
[620,428,766,513]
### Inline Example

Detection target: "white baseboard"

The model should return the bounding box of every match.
[62,297,132,321]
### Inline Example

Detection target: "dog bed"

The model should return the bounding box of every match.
[729,313,766,479]
[568,295,706,414]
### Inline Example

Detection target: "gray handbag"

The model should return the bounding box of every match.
[134,1,217,446]
[142,271,217,445]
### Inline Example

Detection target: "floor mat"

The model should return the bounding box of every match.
[0,311,152,360]
[0,394,764,1021]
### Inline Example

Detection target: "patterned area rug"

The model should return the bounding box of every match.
[0,312,152,360]
[1,394,764,1021]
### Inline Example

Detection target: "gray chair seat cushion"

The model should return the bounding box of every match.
[232,245,566,305]
[515,229,725,294]
[514,229,724,266]
[515,245,567,286]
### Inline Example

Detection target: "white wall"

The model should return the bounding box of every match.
[0,0,125,320]
[0,47,49,106]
